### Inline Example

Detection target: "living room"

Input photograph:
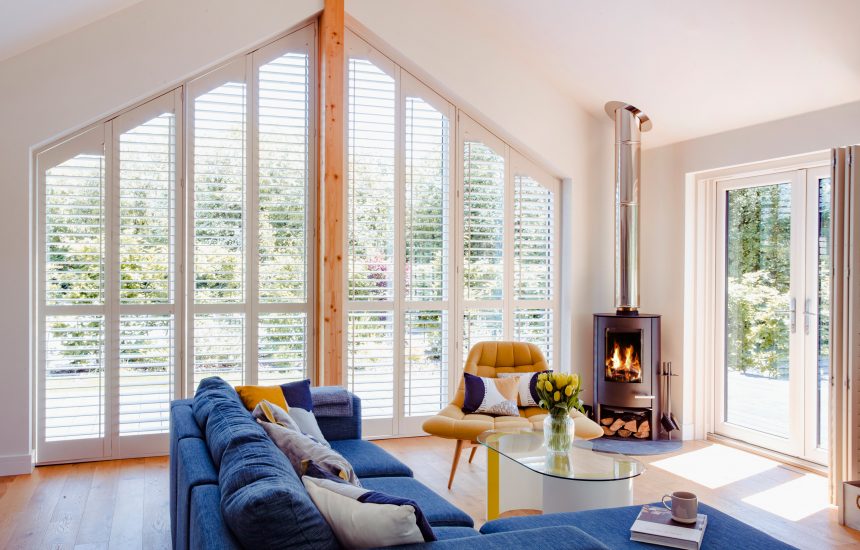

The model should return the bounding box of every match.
[1,0,860,548]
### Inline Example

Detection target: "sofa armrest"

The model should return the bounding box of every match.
[313,389,362,441]
[380,526,609,549]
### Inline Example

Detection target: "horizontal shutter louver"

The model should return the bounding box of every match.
[45,155,105,306]
[193,313,244,388]
[193,82,246,305]
[258,313,306,384]
[404,310,448,417]
[347,310,394,419]
[463,141,504,301]
[119,315,173,435]
[258,52,309,304]
[348,58,396,302]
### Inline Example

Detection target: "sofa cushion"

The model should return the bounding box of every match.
[479,503,797,549]
[331,439,413,478]
[192,376,244,431]
[282,378,314,411]
[170,400,200,548]
[432,527,480,541]
[359,477,474,528]
[190,484,242,550]
[176,437,219,550]
[462,373,519,416]
[381,526,609,549]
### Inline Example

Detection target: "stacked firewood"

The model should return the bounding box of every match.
[599,412,650,439]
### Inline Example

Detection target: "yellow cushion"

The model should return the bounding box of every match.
[236,385,289,411]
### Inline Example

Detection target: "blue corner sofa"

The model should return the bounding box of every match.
[170,377,796,550]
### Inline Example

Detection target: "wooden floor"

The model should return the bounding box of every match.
[0,438,857,549]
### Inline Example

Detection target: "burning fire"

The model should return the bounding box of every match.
[605,341,641,382]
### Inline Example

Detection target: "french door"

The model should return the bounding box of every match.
[715,165,831,464]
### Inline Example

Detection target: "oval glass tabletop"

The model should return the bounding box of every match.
[477,429,645,481]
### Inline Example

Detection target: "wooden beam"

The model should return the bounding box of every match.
[318,0,345,387]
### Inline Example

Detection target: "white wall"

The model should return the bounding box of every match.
[0,0,323,474]
[640,100,860,438]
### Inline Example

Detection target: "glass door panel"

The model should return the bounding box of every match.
[724,181,793,438]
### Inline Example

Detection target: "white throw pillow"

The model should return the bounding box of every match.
[302,476,436,548]
[497,371,546,407]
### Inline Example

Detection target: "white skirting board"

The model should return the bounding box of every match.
[0,452,34,476]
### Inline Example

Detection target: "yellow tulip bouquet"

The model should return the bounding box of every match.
[535,372,585,452]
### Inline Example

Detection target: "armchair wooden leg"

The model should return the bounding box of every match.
[448,440,465,490]
[468,446,478,464]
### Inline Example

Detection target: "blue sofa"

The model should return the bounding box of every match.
[170,377,796,550]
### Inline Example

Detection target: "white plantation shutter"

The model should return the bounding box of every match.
[346,43,398,430]
[346,34,455,435]
[348,57,396,302]
[462,309,504,363]
[254,33,314,384]
[114,94,180,440]
[189,60,248,390]
[513,166,558,365]
[462,141,505,301]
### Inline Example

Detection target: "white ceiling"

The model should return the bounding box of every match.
[3,0,860,147]
[460,0,860,147]
[0,0,144,63]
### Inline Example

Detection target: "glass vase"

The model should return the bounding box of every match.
[543,412,574,452]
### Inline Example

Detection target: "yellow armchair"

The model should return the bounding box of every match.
[422,341,603,489]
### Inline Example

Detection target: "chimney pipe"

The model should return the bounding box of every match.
[605,101,651,315]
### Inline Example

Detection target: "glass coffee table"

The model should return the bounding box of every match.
[477,429,645,520]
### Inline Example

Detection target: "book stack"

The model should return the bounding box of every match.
[630,505,708,549]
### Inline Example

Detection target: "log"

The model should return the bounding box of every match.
[633,430,650,439]
[600,417,614,426]
[602,426,615,436]
[638,420,650,433]
[617,429,632,438]
[623,420,638,432]
[609,419,624,432]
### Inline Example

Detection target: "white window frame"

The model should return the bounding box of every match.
[687,151,832,467]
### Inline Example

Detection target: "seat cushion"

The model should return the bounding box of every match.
[480,503,797,549]
[432,526,480,541]
[359,477,474,528]
[423,404,603,441]
[331,439,414,478]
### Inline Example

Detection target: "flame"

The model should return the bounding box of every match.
[605,341,641,382]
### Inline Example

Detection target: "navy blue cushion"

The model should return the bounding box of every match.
[431,527,480,541]
[382,526,608,549]
[360,477,474,528]
[461,372,484,413]
[480,503,797,549]
[358,490,436,542]
[190,484,242,550]
[330,439,413,478]
[282,379,314,411]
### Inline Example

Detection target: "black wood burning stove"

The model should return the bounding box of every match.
[593,313,661,440]
[592,102,663,441]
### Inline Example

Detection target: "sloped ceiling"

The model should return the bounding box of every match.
[0,0,146,62]
[5,0,860,148]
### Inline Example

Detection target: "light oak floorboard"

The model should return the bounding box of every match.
[0,438,856,550]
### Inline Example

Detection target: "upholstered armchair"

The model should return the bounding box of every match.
[422,341,603,489]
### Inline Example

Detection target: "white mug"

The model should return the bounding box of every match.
[662,491,698,524]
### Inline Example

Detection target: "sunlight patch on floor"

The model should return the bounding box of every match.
[648,444,776,489]
[742,473,830,521]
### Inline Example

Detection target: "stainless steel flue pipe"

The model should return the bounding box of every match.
[604,101,651,314]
